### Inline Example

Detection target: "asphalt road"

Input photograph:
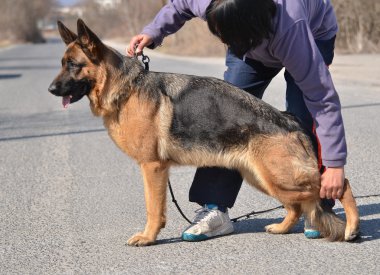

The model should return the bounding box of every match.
[1,41,379,274]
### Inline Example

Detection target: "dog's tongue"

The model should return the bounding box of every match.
[62,96,72,109]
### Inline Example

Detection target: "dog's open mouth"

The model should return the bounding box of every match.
[62,95,72,109]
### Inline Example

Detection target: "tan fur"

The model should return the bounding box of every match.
[340,179,360,240]
[265,204,302,234]
[104,92,160,163]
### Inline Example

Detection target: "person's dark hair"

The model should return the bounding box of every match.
[206,0,277,58]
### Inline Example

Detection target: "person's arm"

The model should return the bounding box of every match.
[127,0,211,56]
[272,20,346,199]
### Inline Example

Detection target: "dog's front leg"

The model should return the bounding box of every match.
[127,161,168,246]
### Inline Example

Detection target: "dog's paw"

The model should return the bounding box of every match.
[345,227,360,241]
[265,223,287,234]
[127,232,155,247]
[344,219,360,241]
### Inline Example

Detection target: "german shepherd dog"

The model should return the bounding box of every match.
[49,19,359,246]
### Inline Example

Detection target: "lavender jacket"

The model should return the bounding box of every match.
[142,0,347,167]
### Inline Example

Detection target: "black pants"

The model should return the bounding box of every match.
[189,38,337,209]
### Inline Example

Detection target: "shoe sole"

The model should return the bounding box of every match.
[182,223,234,242]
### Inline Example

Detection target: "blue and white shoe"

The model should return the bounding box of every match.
[304,217,321,239]
[181,204,234,242]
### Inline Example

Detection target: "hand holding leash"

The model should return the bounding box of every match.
[320,166,345,200]
[131,43,150,71]
[126,34,153,57]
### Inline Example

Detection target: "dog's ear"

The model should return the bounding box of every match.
[57,21,77,45]
[77,19,103,62]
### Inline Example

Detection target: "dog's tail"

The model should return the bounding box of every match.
[304,179,360,241]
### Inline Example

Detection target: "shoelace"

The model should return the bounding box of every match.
[192,207,217,224]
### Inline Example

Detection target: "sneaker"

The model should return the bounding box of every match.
[304,216,321,239]
[181,204,234,242]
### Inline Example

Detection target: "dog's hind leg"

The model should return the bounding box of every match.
[265,204,302,234]
[340,179,360,241]
[127,161,169,246]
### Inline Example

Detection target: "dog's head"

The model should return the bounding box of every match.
[48,19,123,109]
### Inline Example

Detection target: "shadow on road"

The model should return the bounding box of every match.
[154,237,184,246]
[359,202,380,217]
[342,102,380,109]
[354,220,380,243]
[0,128,106,142]
[347,202,380,243]
[0,73,22,79]
[0,56,59,61]
[333,202,380,243]
[233,217,294,234]
[0,65,60,70]
[229,201,380,243]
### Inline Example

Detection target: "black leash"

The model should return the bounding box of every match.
[168,180,192,224]
[230,205,284,223]
[168,179,380,224]
[141,53,150,71]
[134,44,150,71]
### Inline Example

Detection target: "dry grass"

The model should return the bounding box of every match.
[150,19,226,57]
[75,0,225,57]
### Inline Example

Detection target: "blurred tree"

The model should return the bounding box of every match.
[0,0,53,43]
[332,0,379,53]
[80,0,163,39]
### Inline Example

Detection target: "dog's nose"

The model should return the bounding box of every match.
[48,83,57,94]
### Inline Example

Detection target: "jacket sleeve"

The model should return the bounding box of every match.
[272,20,347,167]
[141,0,210,49]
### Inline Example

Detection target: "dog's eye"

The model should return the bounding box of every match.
[67,61,79,68]
[67,60,85,71]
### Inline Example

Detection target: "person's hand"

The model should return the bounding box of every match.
[320,166,345,200]
[126,34,153,57]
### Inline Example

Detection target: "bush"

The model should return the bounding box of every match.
[0,0,53,43]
